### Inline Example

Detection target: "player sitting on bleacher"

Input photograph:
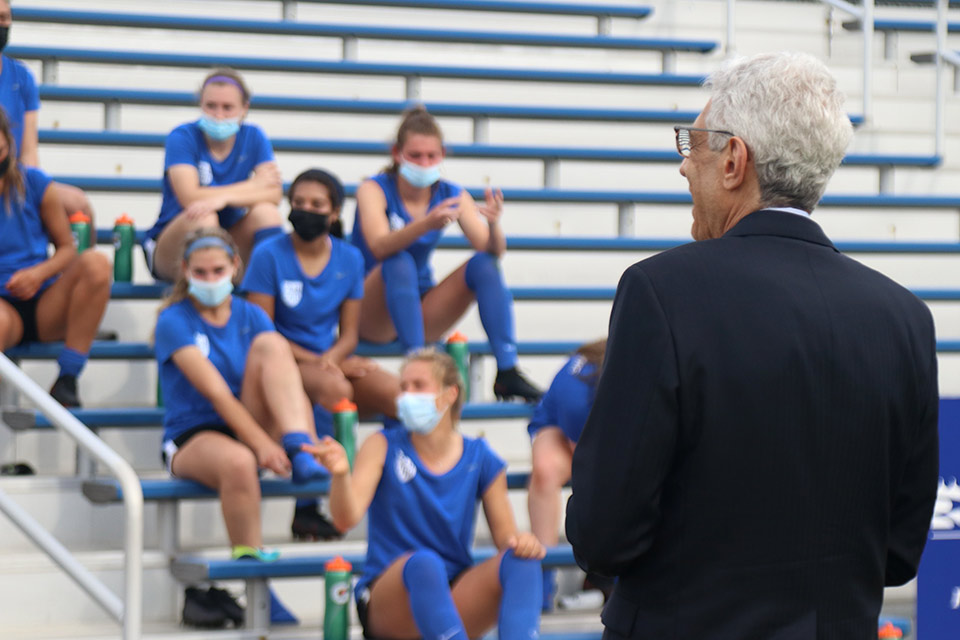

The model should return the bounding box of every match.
[305,347,544,640]
[0,0,98,228]
[526,338,613,611]
[243,167,401,541]
[351,106,542,403]
[143,67,283,282]
[154,227,331,628]
[0,108,110,407]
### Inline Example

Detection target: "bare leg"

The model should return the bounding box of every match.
[365,554,421,640]
[54,182,96,229]
[228,202,281,266]
[152,210,219,282]
[341,356,401,419]
[35,250,111,352]
[0,298,24,348]
[170,432,262,548]
[299,359,354,410]
[451,554,505,639]
[240,332,314,439]
[527,427,574,548]
[357,266,400,343]
[422,261,475,343]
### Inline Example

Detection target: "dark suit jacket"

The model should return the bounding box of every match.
[566,210,939,640]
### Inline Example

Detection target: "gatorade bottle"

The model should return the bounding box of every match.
[333,398,358,470]
[69,211,91,252]
[112,214,135,282]
[445,331,470,401]
[877,622,903,639]
[323,556,353,640]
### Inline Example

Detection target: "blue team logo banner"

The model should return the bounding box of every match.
[917,398,960,638]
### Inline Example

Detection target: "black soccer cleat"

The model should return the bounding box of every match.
[182,586,227,629]
[206,586,245,627]
[291,505,343,541]
[493,367,543,403]
[50,374,81,408]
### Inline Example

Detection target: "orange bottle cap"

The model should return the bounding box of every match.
[877,622,903,639]
[325,555,352,572]
[69,211,91,224]
[446,331,468,343]
[114,214,134,225]
[333,397,357,413]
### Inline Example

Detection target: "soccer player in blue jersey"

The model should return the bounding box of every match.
[351,106,541,403]
[0,0,96,225]
[243,168,401,540]
[145,68,283,282]
[306,347,544,640]
[526,339,612,610]
[0,109,111,407]
[154,227,331,627]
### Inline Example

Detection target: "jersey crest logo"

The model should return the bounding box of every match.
[198,161,213,186]
[194,332,210,358]
[281,280,303,307]
[388,212,406,231]
[394,450,417,484]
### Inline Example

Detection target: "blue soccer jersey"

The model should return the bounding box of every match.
[154,296,275,441]
[350,172,462,293]
[241,234,365,354]
[0,55,39,159]
[0,166,55,297]
[357,428,506,596]
[526,354,598,443]
[147,121,275,239]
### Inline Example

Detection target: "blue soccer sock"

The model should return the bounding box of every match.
[465,252,518,370]
[381,251,425,351]
[313,404,334,440]
[402,550,466,640]
[57,347,89,378]
[541,568,557,612]
[498,550,542,640]
[281,432,329,484]
[253,226,284,247]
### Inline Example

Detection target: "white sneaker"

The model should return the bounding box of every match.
[557,589,605,611]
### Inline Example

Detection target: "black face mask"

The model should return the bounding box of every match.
[0,27,10,54]
[289,209,331,242]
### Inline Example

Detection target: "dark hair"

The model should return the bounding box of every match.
[198,67,251,104]
[574,338,607,383]
[288,168,345,238]
[385,105,444,174]
[0,108,25,213]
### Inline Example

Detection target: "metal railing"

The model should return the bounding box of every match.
[935,0,954,157]
[821,0,876,123]
[0,353,142,639]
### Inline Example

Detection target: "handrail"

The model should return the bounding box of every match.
[820,0,874,122]
[0,353,142,639]
[935,0,954,157]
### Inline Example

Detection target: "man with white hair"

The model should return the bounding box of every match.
[566,51,939,639]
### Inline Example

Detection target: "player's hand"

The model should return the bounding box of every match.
[302,436,350,476]
[506,532,546,560]
[5,266,45,300]
[183,196,228,220]
[477,187,504,226]
[425,196,461,230]
[340,356,379,378]
[255,439,291,476]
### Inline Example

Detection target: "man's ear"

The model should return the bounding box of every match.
[721,137,750,191]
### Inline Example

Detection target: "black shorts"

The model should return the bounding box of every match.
[356,585,373,639]
[2,295,40,345]
[160,423,236,473]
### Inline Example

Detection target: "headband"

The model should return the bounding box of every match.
[184,236,235,259]
[203,75,245,95]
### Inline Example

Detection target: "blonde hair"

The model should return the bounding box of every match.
[401,346,465,421]
[158,227,242,312]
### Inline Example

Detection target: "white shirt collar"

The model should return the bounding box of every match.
[764,206,810,218]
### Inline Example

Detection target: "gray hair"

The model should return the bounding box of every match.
[705,52,853,213]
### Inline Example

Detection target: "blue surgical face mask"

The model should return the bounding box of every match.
[398,159,441,188]
[396,392,444,434]
[198,113,241,141]
[188,275,234,307]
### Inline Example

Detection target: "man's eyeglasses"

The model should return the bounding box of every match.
[674,125,736,158]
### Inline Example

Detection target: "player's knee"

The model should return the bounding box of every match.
[248,202,281,227]
[250,331,290,361]
[403,549,448,591]
[499,549,541,586]
[531,451,568,491]
[382,251,417,283]
[78,250,112,289]
[465,251,499,289]
[219,448,259,491]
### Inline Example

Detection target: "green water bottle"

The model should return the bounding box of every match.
[333,398,358,470]
[112,214,135,282]
[445,331,470,401]
[324,556,353,640]
[69,211,91,252]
